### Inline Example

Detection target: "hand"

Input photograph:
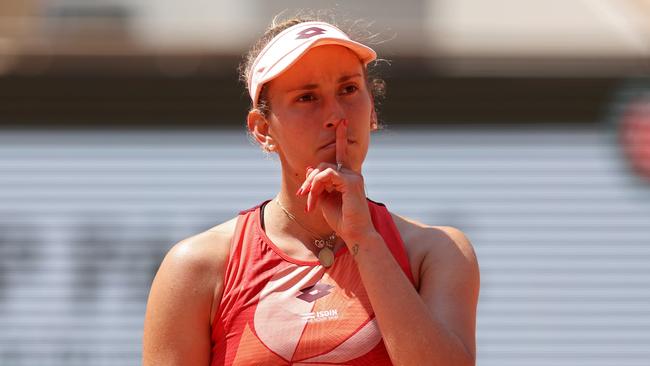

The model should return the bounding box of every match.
[297,120,377,243]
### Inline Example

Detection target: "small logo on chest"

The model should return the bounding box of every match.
[300,309,339,322]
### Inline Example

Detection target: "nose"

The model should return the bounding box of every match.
[325,118,346,129]
[323,99,346,129]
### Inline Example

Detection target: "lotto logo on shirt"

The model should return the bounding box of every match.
[297,283,333,302]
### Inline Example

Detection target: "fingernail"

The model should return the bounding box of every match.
[295,187,302,196]
[304,205,309,213]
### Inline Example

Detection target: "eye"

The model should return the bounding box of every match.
[296,93,317,103]
[341,84,359,95]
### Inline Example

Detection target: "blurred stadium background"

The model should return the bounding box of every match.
[1,0,650,365]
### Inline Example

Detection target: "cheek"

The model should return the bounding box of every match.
[273,106,320,129]
[356,133,371,153]
[271,116,317,151]
[347,90,373,117]
[349,108,374,135]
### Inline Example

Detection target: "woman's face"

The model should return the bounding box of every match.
[261,44,375,174]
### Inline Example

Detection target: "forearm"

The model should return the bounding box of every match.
[348,231,474,366]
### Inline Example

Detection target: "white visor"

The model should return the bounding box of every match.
[248,21,377,107]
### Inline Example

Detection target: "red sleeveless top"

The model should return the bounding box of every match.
[210,199,414,366]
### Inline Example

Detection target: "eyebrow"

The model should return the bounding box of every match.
[289,73,363,92]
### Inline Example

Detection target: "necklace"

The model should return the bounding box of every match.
[274,198,337,267]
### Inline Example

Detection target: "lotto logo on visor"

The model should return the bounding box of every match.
[296,27,326,39]
[248,21,377,107]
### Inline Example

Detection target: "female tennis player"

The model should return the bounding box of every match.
[143,15,479,366]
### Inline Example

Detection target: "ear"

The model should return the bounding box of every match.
[370,108,378,131]
[247,109,276,151]
[369,92,378,131]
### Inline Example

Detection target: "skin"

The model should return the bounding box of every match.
[143,44,480,366]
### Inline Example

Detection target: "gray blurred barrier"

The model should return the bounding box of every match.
[1,126,650,366]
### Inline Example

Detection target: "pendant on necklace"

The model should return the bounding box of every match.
[318,247,335,268]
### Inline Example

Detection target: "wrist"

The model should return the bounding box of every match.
[342,229,382,248]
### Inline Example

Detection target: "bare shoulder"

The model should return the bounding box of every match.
[389,212,479,288]
[389,211,480,361]
[165,216,238,276]
[388,214,479,362]
[142,216,239,365]
[159,215,239,316]
[182,216,239,259]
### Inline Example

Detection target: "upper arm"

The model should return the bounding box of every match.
[418,226,480,360]
[142,221,234,366]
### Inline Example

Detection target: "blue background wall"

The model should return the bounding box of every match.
[1,125,649,365]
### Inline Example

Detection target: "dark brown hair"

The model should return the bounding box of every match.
[238,11,387,122]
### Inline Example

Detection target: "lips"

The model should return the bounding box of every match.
[320,140,355,150]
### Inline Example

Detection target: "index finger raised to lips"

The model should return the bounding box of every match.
[336,119,348,168]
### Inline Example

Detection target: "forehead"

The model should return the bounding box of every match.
[267,45,365,91]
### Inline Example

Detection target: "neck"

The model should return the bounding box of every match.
[273,192,334,239]
[268,171,336,242]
